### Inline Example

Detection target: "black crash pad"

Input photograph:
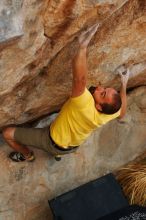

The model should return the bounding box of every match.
[49,173,128,220]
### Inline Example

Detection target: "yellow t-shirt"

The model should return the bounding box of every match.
[50,88,120,147]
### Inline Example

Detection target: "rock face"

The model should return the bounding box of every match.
[0,0,146,127]
[0,0,146,219]
[0,0,23,42]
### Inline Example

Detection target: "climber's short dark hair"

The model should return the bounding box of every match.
[89,86,96,94]
[100,93,121,114]
[89,86,121,114]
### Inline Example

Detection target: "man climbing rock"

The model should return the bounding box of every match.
[2,24,129,162]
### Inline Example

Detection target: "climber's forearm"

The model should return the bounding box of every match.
[72,47,87,82]
[118,68,130,119]
[71,47,87,97]
[119,84,127,119]
[71,23,99,97]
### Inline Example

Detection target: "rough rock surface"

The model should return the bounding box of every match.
[0,0,146,219]
[0,0,146,126]
[0,0,23,42]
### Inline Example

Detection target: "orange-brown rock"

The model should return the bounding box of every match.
[0,0,146,127]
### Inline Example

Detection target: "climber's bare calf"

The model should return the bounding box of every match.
[2,127,33,162]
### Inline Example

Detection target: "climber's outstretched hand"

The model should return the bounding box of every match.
[78,23,100,49]
[119,68,130,87]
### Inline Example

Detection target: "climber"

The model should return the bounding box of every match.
[2,23,129,162]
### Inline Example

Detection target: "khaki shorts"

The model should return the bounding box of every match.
[14,127,78,156]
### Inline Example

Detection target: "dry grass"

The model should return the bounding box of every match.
[116,159,146,206]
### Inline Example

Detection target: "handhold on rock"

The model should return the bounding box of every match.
[115,64,131,76]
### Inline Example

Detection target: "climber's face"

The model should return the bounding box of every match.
[92,86,118,111]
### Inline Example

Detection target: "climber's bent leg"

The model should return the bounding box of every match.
[2,127,33,161]
[3,126,78,162]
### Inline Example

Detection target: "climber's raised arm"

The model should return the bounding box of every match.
[71,24,99,98]
[119,69,130,119]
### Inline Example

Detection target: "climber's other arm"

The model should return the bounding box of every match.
[119,69,130,119]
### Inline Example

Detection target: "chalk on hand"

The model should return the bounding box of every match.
[115,64,128,76]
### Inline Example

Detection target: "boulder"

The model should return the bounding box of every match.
[0,0,146,127]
